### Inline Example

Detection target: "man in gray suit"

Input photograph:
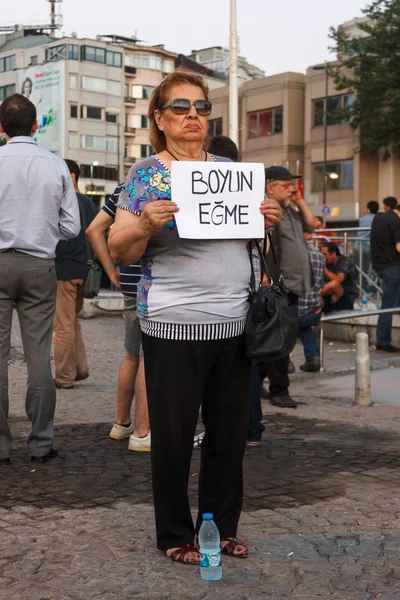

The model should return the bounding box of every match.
[0,94,80,463]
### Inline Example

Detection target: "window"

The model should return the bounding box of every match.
[86,106,102,120]
[68,44,79,60]
[131,85,142,99]
[80,45,121,67]
[131,84,154,99]
[107,80,120,96]
[0,84,16,101]
[69,74,78,89]
[124,83,129,97]
[106,51,122,67]
[105,137,118,153]
[31,55,38,65]
[142,85,154,99]
[81,164,118,181]
[81,45,105,63]
[45,44,67,61]
[69,132,78,149]
[313,99,324,127]
[106,111,118,123]
[313,93,356,128]
[163,59,173,73]
[208,118,223,137]
[70,104,78,118]
[312,160,354,192]
[141,115,149,129]
[0,55,16,72]
[131,115,141,129]
[248,107,283,138]
[82,76,106,92]
[141,145,152,158]
[81,135,105,150]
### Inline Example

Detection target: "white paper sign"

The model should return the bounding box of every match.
[171,162,265,239]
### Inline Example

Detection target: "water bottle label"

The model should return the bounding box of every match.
[200,551,221,568]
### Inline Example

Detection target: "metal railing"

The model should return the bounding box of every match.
[319,307,400,371]
[313,226,382,302]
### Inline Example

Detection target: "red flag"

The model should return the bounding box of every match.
[296,162,304,198]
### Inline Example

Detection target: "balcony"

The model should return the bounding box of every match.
[124,65,137,76]
[124,156,136,164]
[124,126,136,135]
[124,96,136,105]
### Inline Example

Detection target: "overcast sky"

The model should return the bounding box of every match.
[3,0,368,75]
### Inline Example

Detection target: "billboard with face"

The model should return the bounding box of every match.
[19,62,65,154]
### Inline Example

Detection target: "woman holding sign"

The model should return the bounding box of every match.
[109,72,281,565]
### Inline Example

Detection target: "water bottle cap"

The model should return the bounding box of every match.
[202,513,213,520]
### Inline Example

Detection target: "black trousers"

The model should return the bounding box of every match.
[142,333,251,551]
[264,293,298,398]
[247,361,265,442]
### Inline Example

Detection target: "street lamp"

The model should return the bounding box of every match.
[90,160,99,195]
[312,63,329,207]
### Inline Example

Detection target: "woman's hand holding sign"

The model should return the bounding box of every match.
[141,201,179,234]
[260,199,282,229]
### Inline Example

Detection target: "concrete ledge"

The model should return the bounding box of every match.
[324,314,400,345]
[80,291,124,318]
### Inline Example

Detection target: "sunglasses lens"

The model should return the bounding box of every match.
[195,100,212,115]
[171,99,191,114]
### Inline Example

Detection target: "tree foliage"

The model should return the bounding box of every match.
[329,0,400,158]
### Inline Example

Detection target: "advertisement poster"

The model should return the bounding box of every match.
[18,62,65,154]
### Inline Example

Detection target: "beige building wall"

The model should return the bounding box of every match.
[304,64,362,220]
[209,72,305,170]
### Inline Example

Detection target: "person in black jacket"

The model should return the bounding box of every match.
[53,160,98,389]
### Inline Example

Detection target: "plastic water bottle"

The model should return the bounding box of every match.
[361,295,368,312]
[199,513,222,581]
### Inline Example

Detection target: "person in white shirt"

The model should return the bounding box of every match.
[0,93,80,464]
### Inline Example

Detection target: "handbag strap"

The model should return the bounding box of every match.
[78,199,94,265]
[248,236,272,291]
[250,230,285,288]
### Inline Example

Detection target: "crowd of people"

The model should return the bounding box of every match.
[1,71,399,565]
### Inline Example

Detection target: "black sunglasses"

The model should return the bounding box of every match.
[160,98,212,116]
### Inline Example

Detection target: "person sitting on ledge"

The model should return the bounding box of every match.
[320,242,358,313]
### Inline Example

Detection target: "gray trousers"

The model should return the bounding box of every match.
[0,250,57,458]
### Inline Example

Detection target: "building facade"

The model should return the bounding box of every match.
[189,46,265,87]
[209,72,305,174]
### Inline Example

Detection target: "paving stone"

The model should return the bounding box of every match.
[1,316,400,598]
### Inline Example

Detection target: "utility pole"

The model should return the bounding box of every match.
[229,0,239,147]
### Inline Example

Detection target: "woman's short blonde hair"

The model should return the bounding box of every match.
[147,71,210,153]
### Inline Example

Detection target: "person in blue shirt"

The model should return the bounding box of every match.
[355,200,379,289]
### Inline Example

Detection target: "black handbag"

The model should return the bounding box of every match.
[79,201,102,300]
[245,233,299,361]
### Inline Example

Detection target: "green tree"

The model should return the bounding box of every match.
[0,135,6,147]
[329,0,400,158]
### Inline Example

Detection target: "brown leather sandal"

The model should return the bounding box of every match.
[166,544,201,565]
[221,537,248,558]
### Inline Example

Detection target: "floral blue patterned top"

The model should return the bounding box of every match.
[116,155,253,341]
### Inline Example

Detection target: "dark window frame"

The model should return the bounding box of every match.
[312,159,354,192]
[248,106,283,139]
[312,93,355,128]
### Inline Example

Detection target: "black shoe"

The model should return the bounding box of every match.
[288,360,296,374]
[260,387,270,400]
[0,457,10,465]
[376,345,400,354]
[300,358,321,372]
[270,394,298,409]
[30,448,59,463]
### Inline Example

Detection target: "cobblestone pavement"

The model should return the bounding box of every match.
[2,315,400,600]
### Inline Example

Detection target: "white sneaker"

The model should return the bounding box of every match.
[109,422,134,440]
[193,431,205,448]
[128,431,151,452]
